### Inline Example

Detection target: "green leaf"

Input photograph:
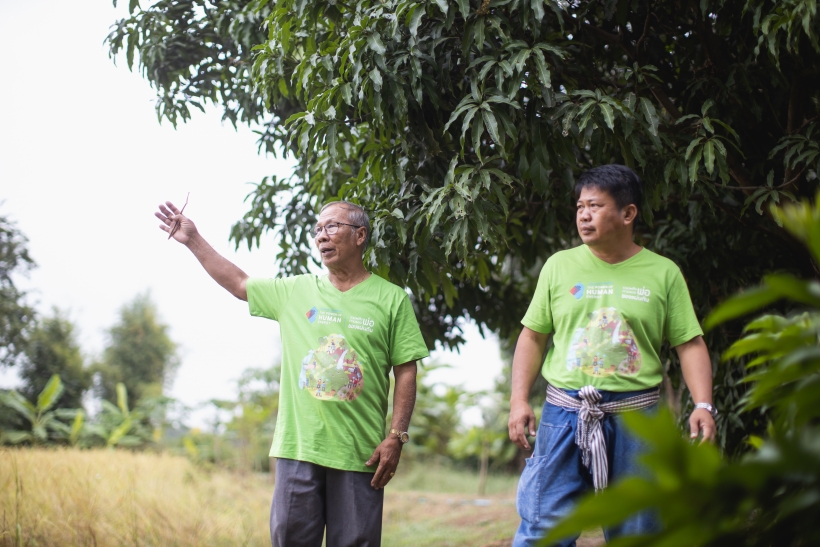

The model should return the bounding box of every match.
[689,146,703,184]
[599,103,615,130]
[472,114,485,159]
[531,0,545,22]
[367,33,386,55]
[1,430,32,444]
[704,140,715,174]
[116,383,130,418]
[326,124,338,159]
[434,0,448,16]
[408,6,424,37]
[36,374,63,413]
[639,97,659,136]
[0,392,36,423]
[278,78,289,98]
[702,117,715,134]
[532,49,552,88]
[70,411,84,445]
[482,109,502,146]
[107,418,133,447]
[370,67,383,91]
[701,98,715,116]
[545,478,657,542]
[704,285,782,331]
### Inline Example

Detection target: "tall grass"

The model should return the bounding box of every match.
[0,448,529,547]
[0,448,272,547]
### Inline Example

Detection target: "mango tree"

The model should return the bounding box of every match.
[109,0,820,452]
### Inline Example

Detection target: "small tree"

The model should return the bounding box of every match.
[208,364,281,472]
[405,364,472,459]
[95,292,179,405]
[19,309,91,410]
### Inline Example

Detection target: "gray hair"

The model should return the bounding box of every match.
[319,201,371,248]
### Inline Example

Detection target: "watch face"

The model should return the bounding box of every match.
[399,432,409,443]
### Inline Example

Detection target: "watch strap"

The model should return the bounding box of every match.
[694,402,718,418]
[389,428,409,443]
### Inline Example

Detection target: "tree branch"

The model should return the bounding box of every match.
[788,115,819,136]
[635,10,652,59]
[784,73,809,191]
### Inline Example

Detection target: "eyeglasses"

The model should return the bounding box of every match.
[311,222,362,237]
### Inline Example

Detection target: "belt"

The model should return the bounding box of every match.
[545,384,660,491]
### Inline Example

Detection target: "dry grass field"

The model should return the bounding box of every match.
[0,448,603,547]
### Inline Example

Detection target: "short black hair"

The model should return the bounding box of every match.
[574,164,643,210]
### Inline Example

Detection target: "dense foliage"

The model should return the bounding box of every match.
[541,197,820,547]
[109,0,820,452]
[0,212,36,368]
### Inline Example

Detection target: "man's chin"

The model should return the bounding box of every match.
[579,233,596,245]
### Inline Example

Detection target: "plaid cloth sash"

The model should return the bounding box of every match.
[545,384,660,491]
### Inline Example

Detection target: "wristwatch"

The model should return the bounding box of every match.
[389,428,410,443]
[694,402,718,419]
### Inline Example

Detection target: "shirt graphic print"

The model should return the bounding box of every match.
[566,307,642,378]
[246,273,430,472]
[521,246,703,391]
[299,333,364,401]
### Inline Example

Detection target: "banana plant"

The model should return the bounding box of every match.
[85,382,147,448]
[0,374,72,444]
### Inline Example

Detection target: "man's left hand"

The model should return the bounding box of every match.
[365,436,402,489]
[689,408,716,443]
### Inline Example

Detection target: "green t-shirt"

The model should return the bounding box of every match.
[522,245,702,391]
[247,273,429,472]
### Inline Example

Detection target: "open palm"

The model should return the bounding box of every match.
[155,201,197,244]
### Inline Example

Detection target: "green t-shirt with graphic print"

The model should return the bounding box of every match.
[522,245,702,392]
[247,273,429,473]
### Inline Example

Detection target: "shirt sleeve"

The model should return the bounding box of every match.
[388,296,430,366]
[247,276,300,321]
[664,268,703,346]
[521,261,554,334]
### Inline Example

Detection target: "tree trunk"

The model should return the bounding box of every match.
[478,436,489,496]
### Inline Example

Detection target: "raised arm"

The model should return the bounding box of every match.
[156,201,249,301]
[508,327,551,450]
[675,335,716,443]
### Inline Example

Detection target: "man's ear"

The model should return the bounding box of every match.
[357,227,368,248]
[622,204,639,226]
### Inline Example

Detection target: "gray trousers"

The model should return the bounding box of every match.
[270,458,384,547]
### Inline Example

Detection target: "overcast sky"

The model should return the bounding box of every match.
[0,0,505,425]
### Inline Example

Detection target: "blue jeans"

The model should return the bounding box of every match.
[513,388,660,547]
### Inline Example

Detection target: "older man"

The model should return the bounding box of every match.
[155,200,429,547]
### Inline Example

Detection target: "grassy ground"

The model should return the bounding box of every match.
[0,448,602,547]
[385,460,519,546]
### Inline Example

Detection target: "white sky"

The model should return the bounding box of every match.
[0,0,504,425]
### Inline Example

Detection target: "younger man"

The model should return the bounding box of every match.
[508,165,716,546]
